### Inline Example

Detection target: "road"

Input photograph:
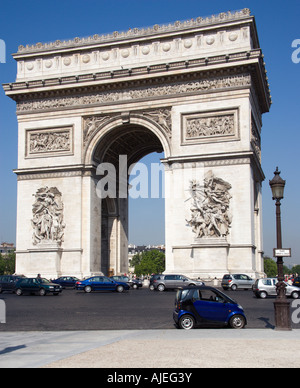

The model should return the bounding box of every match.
[0,287,298,331]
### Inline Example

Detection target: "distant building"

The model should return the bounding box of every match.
[0,242,15,256]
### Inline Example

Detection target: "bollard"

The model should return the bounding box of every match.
[0,300,6,323]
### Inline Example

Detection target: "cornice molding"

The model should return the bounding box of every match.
[15,9,252,55]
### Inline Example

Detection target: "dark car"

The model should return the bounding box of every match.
[293,277,300,287]
[75,276,130,293]
[0,275,25,293]
[173,286,247,330]
[110,276,142,289]
[15,278,62,296]
[52,276,80,288]
[149,274,163,291]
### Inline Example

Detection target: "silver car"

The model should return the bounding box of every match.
[253,278,300,299]
[221,274,255,291]
[153,274,205,292]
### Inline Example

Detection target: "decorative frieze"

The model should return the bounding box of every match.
[17,74,251,113]
[182,108,239,144]
[26,126,73,158]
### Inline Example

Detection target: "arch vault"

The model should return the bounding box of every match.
[4,9,271,279]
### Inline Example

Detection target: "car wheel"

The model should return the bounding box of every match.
[259,291,268,299]
[179,315,195,330]
[231,284,237,291]
[291,291,300,299]
[117,285,124,293]
[39,288,46,296]
[157,284,165,292]
[16,288,22,296]
[84,285,92,293]
[229,315,246,329]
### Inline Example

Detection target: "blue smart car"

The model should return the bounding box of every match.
[173,286,247,329]
[75,276,130,293]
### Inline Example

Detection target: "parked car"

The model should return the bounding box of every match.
[253,278,300,299]
[173,286,247,330]
[221,274,255,291]
[293,277,300,287]
[0,275,26,293]
[75,276,130,293]
[52,276,80,288]
[15,278,62,296]
[110,276,142,289]
[152,274,205,292]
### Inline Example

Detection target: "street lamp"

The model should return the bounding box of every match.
[269,167,291,330]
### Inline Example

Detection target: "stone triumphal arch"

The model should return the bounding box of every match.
[4,9,271,279]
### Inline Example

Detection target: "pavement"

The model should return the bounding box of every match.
[0,328,300,368]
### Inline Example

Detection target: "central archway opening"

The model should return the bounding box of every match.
[92,122,167,276]
[128,151,165,246]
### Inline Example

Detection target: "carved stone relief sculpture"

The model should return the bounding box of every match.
[26,127,73,157]
[186,114,234,138]
[186,171,232,238]
[31,187,65,245]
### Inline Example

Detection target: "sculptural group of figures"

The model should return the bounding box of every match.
[187,172,232,238]
[31,187,65,245]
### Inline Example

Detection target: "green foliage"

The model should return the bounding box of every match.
[0,253,16,275]
[263,256,278,277]
[291,265,300,275]
[130,250,165,276]
[263,256,296,277]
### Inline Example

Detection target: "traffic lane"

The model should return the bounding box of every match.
[0,288,298,331]
[0,288,175,331]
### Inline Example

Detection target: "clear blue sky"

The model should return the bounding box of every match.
[0,0,299,264]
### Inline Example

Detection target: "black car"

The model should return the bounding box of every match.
[52,276,80,288]
[15,278,62,296]
[293,277,300,287]
[110,276,143,289]
[0,275,25,293]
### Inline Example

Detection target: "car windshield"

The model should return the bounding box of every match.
[37,278,51,284]
[217,289,238,304]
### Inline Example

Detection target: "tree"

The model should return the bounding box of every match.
[0,252,16,275]
[263,256,277,278]
[263,256,292,278]
[291,265,300,276]
[131,250,165,276]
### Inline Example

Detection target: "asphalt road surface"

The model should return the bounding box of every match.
[0,287,298,331]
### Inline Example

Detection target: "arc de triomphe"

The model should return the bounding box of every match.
[4,9,271,279]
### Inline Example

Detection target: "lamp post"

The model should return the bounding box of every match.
[269,167,291,330]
